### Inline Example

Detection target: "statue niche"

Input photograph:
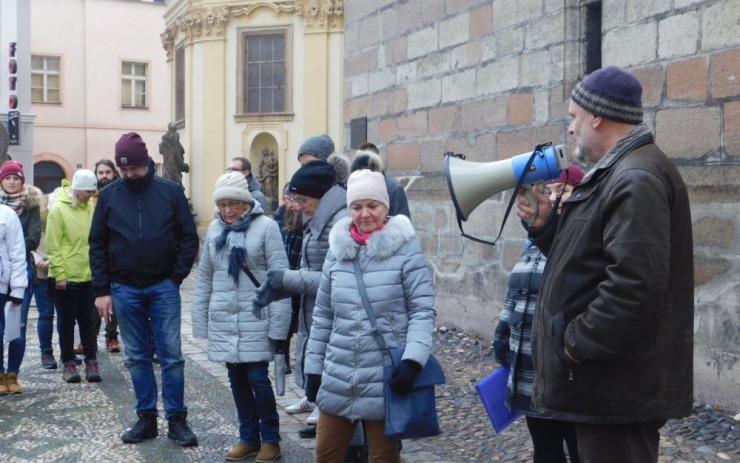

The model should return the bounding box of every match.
[160,123,189,186]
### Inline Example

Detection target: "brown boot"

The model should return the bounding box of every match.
[255,443,280,463]
[226,443,260,461]
[0,372,8,395]
[5,372,22,394]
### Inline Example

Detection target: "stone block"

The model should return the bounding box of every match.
[446,0,480,14]
[440,13,470,50]
[412,205,436,231]
[406,175,450,202]
[418,53,451,79]
[679,166,740,203]
[725,101,740,158]
[477,56,519,96]
[693,255,730,286]
[533,90,549,124]
[344,96,373,124]
[442,69,477,103]
[693,216,735,249]
[495,125,563,160]
[397,110,428,139]
[636,0,671,19]
[701,0,740,51]
[658,12,699,59]
[440,233,464,255]
[384,37,407,65]
[420,138,446,174]
[508,92,534,126]
[461,95,508,131]
[372,92,388,118]
[387,88,408,115]
[368,68,396,93]
[491,0,543,31]
[344,0,395,23]
[520,50,551,87]
[398,0,422,35]
[710,49,740,99]
[525,12,564,51]
[470,3,493,37]
[548,84,571,121]
[628,65,664,108]
[480,35,497,62]
[344,23,359,55]
[435,206,451,231]
[379,118,398,144]
[358,14,381,50]
[418,232,439,257]
[444,132,496,163]
[655,107,721,159]
[421,0,446,25]
[450,41,481,70]
[396,62,417,86]
[380,7,398,42]
[407,26,439,60]
[667,58,707,101]
[344,47,378,78]
[463,238,500,266]
[350,75,368,98]
[429,105,461,136]
[387,141,421,171]
[603,22,657,68]
[495,26,525,56]
[502,239,529,270]
[407,79,442,109]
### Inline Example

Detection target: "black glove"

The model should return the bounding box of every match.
[389,359,422,395]
[305,374,322,403]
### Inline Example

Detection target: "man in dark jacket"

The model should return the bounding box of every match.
[89,133,199,447]
[229,157,267,211]
[517,66,694,462]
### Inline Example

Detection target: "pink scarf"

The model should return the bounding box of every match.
[350,222,385,246]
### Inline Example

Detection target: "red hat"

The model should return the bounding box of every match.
[115,132,149,167]
[548,165,585,187]
[0,160,25,184]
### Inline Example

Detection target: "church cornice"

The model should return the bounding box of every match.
[295,0,344,33]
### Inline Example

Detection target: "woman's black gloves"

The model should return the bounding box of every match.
[389,359,422,395]
[305,374,322,403]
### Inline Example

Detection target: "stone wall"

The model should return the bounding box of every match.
[343,0,740,410]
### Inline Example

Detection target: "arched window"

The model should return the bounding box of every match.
[34,161,65,193]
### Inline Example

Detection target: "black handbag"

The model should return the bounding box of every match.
[353,258,445,440]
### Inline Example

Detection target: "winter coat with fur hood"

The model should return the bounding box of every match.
[192,202,292,363]
[304,215,436,421]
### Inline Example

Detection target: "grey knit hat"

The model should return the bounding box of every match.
[298,134,335,161]
[213,172,253,204]
[571,66,643,124]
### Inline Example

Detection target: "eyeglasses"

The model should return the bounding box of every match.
[287,196,309,206]
[216,201,246,211]
[226,167,244,173]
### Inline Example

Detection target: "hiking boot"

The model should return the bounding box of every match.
[0,373,8,395]
[62,360,81,383]
[106,338,121,353]
[41,351,58,369]
[255,443,281,463]
[73,355,82,366]
[306,407,320,425]
[226,443,260,461]
[284,396,315,414]
[167,413,198,447]
[74,343,84,355]
[122,413,158,444]
[85,359,102,383]
[5,372,22,394]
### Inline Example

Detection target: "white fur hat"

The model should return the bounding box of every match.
[346,169,389,210]
[213,172,253,204]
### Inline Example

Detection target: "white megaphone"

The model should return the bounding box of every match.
[444,145,569,225]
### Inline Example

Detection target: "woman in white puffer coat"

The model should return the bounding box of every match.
[191,172,291,463]
[304,170,436,463]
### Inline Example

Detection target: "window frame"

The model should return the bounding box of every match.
[174,45,185,126]
[31,55,62,104]
[120,60,149,109]
[236,26,294,122]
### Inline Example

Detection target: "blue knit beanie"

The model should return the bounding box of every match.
[571,66,643,124]
[298,134,335,161]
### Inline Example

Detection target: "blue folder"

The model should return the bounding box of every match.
[475,366,521,432]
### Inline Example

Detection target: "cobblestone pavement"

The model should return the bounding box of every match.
[1,271,737,462]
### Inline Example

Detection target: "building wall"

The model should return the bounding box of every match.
[31,0,169,182]
[163,0,345,227]
[343,0,740,410]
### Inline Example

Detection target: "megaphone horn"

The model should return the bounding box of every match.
[444,145,569,223]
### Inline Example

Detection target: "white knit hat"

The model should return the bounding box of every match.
[213,172,253,204]
[346,169,389,209]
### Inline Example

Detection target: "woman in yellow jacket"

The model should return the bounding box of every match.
[46,170,101,384]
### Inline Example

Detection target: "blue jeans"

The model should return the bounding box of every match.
[35,279,58,354]
[0,263,33,373]
[112,279,186,418]
[226,362,280,445]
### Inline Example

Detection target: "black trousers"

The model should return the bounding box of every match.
[574,420,665,463]
[54,281,97,364]
[526,416,580,463]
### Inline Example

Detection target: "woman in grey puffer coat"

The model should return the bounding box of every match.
[191,172,291,462]
[304,170,436,463]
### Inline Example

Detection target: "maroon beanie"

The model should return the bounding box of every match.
[115,132,149,167]
[0,160,25,184]
[547,165,585,187]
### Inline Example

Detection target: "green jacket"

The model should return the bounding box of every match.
[46,180,94,283]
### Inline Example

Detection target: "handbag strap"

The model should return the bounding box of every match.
[241,264,260,287]
[353,257,391,362]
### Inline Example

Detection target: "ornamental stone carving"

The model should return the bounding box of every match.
[161,6,230,60]
[295,0,344,32]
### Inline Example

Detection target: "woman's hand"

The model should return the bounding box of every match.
[389,359,422,395]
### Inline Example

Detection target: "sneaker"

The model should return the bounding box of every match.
[62,360,81,383]
[152,352,160,364]
[106,338,121,353]
[74,343,84,355]
[5,372,21,394]
[85,359,102,383]
[306,407,320,425]
[122,413,158,444]
[255,443,281,463]
[0,373,8,395]
[298,424,317,439]
[226,443,260,461]
[41,352,58,369]
[167,413,198,447]
[284,396,315,414]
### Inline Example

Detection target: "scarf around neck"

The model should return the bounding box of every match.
[0,185,28,215]
[214,212,257,283]
[350,222,386,246]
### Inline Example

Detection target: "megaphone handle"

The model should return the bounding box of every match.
[523,182,544,226]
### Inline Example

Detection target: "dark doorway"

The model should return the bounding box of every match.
[34,161,65,194]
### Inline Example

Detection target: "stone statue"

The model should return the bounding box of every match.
[159,123,189,186]
[0,123,10,164]
[258,147,279,199]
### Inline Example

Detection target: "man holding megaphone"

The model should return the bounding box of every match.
[516,66,694,463]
